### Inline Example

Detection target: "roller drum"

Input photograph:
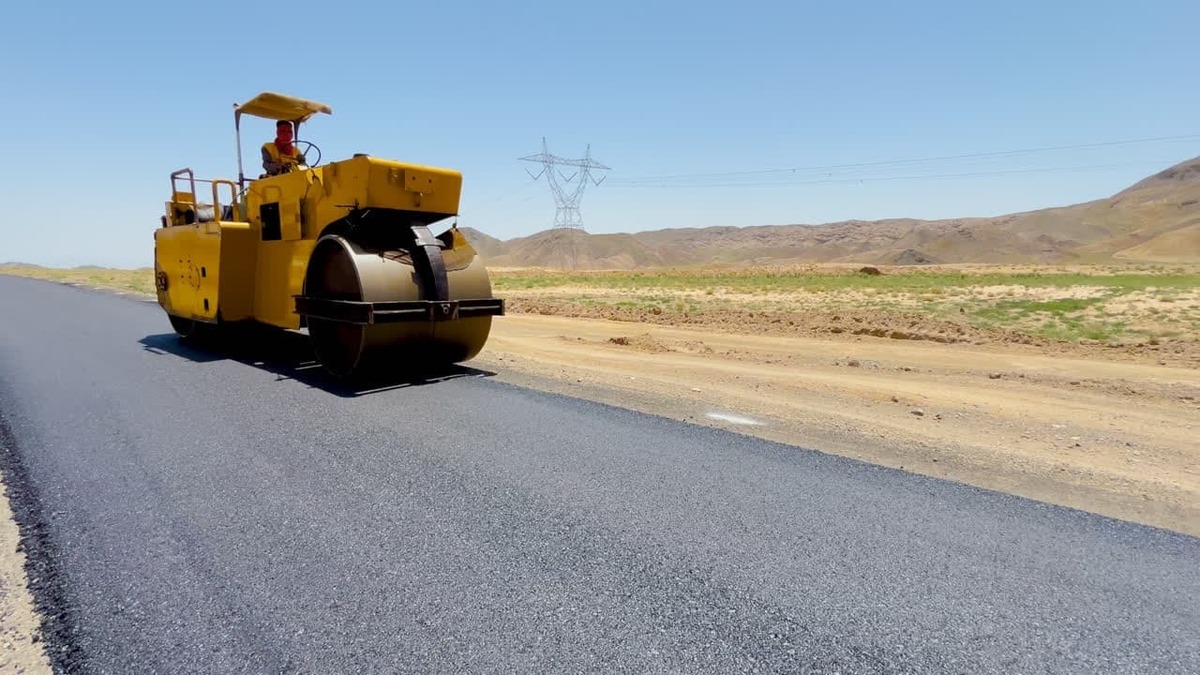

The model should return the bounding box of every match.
[303,232,495,378]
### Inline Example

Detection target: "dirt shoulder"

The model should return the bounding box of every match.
[0,471,52,674]
[473,313,1200,538]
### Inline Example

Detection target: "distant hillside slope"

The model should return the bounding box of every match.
[458,227,507,262]
[464,156,1200,269]
[1089,157,1200,261]
[483,229,666,270]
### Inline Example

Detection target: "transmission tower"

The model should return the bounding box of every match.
[519,138,610,230]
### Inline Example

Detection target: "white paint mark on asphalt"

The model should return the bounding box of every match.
[706,412,763,426]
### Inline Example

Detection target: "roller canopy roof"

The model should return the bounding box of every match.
[234,92,332,123]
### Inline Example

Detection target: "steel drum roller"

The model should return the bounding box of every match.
[302,229,497,378]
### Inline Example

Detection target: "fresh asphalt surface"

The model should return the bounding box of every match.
[0,276,1197,674]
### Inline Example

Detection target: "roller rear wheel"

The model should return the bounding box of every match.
[169,314,200,339]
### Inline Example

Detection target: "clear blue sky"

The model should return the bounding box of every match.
[1,0,1197,268]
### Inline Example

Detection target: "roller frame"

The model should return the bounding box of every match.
[293,296,505,325]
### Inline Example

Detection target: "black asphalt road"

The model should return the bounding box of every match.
[0,275,1197,674]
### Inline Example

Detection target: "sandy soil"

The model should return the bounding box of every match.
[0,474,51,674]
[472,313,1200,538]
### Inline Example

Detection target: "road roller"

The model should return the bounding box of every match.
[152,91,504,378]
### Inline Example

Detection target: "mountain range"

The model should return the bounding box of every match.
[461,156,1200,269]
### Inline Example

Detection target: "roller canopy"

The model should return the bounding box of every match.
[234,92,332,123]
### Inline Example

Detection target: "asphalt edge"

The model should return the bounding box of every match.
[0,412,85,673]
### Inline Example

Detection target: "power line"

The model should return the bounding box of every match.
[614,133,1200,185]
[616,159,1184,189]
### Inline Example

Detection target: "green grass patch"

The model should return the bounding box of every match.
[0,265,155,295]
[492,268,1200,294]
[971,297,1133,342]
[974,297,1106,321]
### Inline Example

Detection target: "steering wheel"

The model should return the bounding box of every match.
[294,139,322,167]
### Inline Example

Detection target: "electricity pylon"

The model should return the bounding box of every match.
[519,138,610,230]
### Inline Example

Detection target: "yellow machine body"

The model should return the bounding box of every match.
[153,92,504,377]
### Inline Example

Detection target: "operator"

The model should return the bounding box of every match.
[261,120,307,176]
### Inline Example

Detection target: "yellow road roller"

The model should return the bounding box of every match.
[153,91,504,378]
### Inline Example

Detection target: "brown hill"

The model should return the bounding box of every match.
[457,227,507,262]
[463,156,1200,269]
[483,229,667,270]
[1113,222,1200,262]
